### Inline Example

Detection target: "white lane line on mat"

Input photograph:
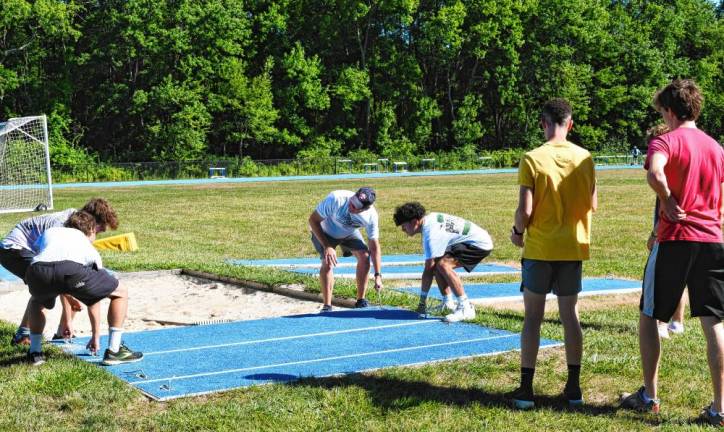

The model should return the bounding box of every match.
[133,333,518,384]
[143,320,438,356]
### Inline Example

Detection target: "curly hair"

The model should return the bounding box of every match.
[81,198,119,230]
[653,79,703,121]
[64,211,97,236]
[393,202,426,226]
[645,123,670,142]
[541,98,572,126]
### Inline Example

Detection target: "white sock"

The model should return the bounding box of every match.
[30,333,42,353]
[456,295,469,306]
[108,327,123,352]
[17,326,30,336]
[442,294,453,304]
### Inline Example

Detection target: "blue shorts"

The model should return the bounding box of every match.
[311,231,368,259]
[520,259,582,296]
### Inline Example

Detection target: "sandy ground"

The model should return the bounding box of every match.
[0,270,324,338]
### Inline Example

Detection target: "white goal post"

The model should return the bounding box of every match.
[0,115,54,214]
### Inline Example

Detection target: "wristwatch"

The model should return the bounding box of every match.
[512,226,524,236]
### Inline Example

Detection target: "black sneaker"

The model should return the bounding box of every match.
[11,333,30,346]
[101,343,143,366]
[27,351,45,366]
[698,404,724,427]
[619,386,660,413]
[355,299,370,308]
[564,385,584,407]
[506,386,535,410]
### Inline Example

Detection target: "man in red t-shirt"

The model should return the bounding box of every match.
[620,79,724,425]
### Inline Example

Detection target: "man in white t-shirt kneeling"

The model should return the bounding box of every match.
[309,187,383,311]
[25,211,143,367]
[393,202,493,322]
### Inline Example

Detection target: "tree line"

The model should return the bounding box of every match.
[1,0,722,167]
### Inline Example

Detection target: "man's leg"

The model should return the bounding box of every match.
[640,312,661,399]
[700,316,724,412]
[352,249,371,301]
[521,288,546,369]
[27,298,47,364]
[102,284,143,364]
[558,294,583,402]
[319,261,334,306]
[437,257,474,322]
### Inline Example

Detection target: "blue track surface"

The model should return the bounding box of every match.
[288,263,518,279]
[46,164,638,189]
[0,265,20,282]
[57,308,560,400]
[228,254,427,268]
[395,278,641,301]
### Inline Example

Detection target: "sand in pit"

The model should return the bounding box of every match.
[0,270,324,338]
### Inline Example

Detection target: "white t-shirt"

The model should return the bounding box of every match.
[421,212,493,260]
[315,190,379,240]
[1,209,76,251]
[32,227,103,269]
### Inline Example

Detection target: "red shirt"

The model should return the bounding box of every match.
[645,127,724,243]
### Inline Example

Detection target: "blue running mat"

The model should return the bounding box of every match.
[287,263,518,279]
[56,308,560,401]
[394,278,641,301]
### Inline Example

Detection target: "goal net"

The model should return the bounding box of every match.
[0,115,54,214]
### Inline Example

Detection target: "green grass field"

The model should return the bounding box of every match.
[0,169,716,431]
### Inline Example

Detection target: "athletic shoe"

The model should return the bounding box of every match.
[101,343,144,366]
[564,385,584,407]
[668,321,684,335]
[320,304,334,313]
[428,299,457,314]
[416,302,427,317]
[698,405,724,427]
[506,386,535,410]
[11,333,30,346]
[444,302,475,323]
[619,386,660,413]
[27,351,45,366]
[658,323,670,339]
[355,299,370,308]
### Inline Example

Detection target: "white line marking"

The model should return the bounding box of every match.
[133,333,518,385]
[143,320,438,356]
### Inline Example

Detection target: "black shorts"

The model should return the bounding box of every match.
[0,247,35,280]
[444,243,491,272]
[641,241,724,321]
[311,232,368,258]
[520,259,582,296]
[25,260,119,309]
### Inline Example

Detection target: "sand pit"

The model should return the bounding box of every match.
[0,270,324,338]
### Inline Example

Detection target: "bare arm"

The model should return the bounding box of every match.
[369,238,383,290]
[647,152,686,222]
[511,186,533,247]
[309,210,337,267]
[420,259,436,295]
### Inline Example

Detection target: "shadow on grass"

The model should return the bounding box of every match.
[484,311,636,334]
[0,352,29,367]
[288,373,661,425]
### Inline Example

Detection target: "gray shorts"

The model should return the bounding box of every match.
[520,259,582,296]
[311,231,368,258]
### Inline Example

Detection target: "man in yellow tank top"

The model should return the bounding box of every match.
[508,98,597,410]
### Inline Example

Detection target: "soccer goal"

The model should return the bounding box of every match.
[0,115,54,214]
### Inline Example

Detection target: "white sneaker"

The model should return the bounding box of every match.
[444,302,475,323]
[429,299,457,314]
[658,322,670,339]
[668,321,684,334]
